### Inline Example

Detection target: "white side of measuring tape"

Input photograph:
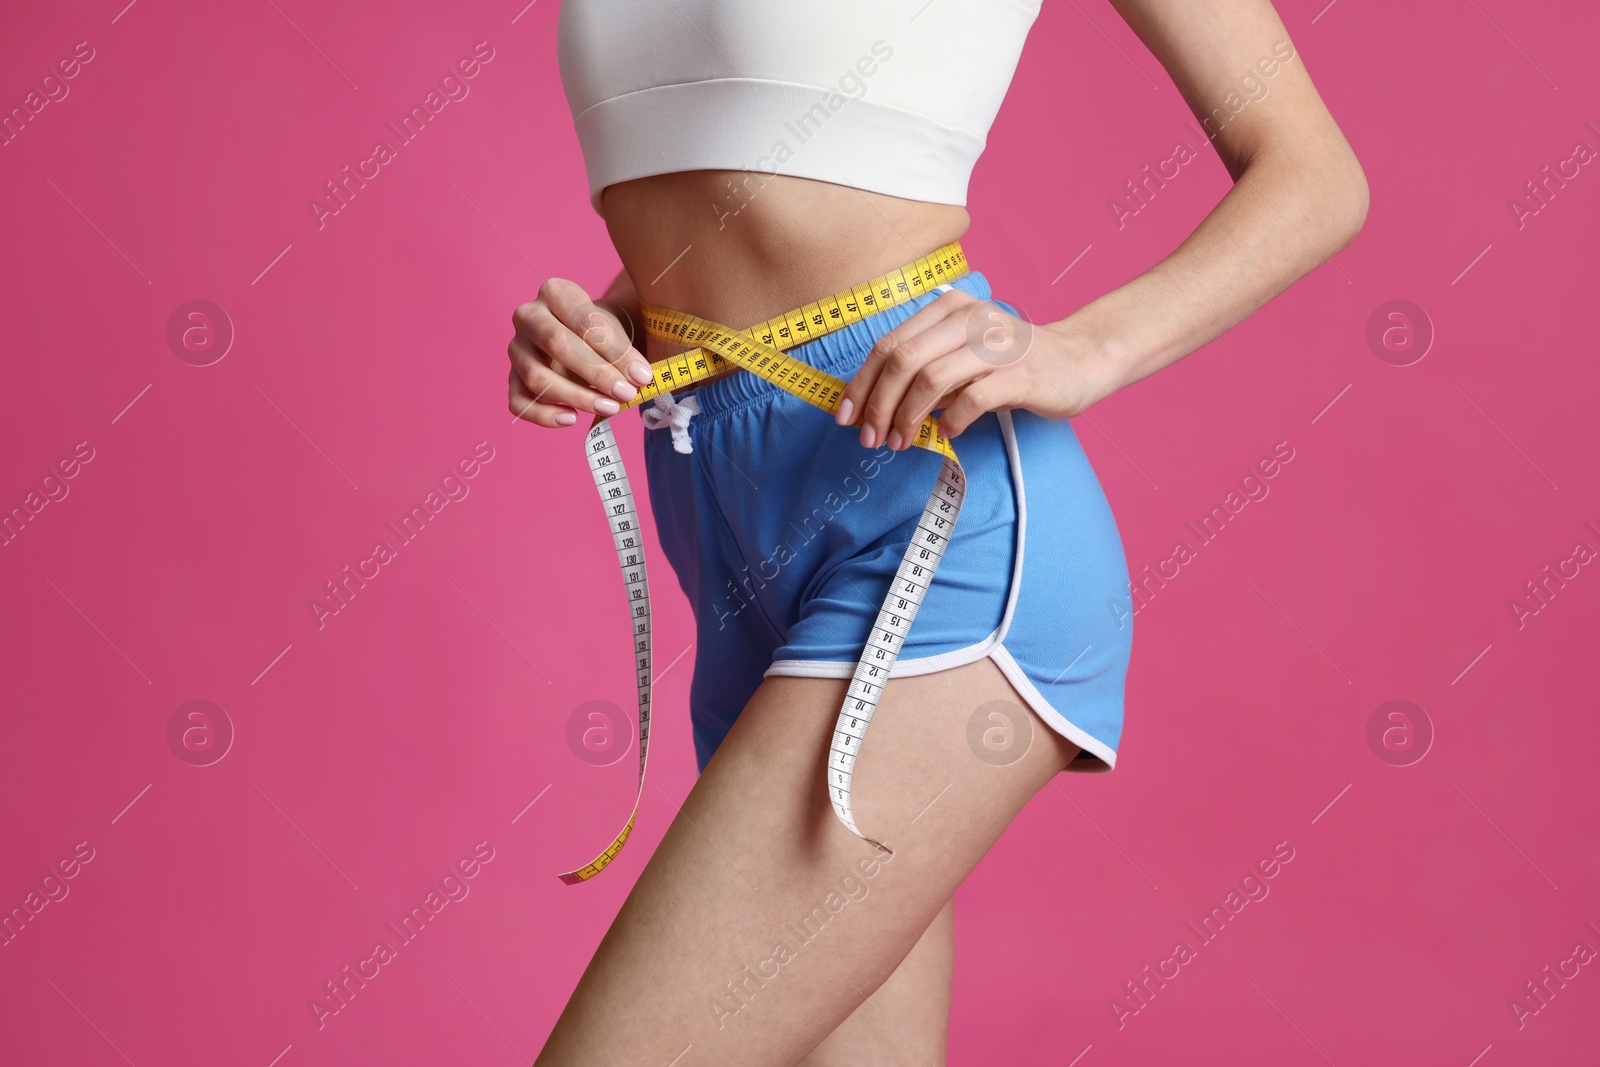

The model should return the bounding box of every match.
[827,456,964,851]
[557,420,653,884]
[824,282,961,853]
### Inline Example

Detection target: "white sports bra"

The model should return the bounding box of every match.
[556,0,1043,214]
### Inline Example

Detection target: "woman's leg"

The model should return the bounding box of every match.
[798,897,955,1067]
[535,655,1079,1066]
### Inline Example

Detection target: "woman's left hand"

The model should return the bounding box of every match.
[836,287,1118,450]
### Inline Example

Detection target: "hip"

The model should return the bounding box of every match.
[639,270,1131,636]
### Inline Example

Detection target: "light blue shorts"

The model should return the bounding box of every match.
[642,269,1133,774]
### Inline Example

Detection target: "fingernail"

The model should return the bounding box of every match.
[612,379,638,401]
[886,429,904,451]
[555,411,577,426]
[861,425,876,449]
[836,397,854,425]
[594,397,621,415]
[629,361,653,385]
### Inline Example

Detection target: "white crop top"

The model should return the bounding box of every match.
[556,0,1043,214]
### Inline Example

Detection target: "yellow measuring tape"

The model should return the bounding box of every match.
[558,240,970,884]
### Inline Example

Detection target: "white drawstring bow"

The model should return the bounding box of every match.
[640,391,701,454]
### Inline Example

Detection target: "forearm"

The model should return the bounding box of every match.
[1058,144,1369,406]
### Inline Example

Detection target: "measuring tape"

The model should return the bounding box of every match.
[558,241,971,884]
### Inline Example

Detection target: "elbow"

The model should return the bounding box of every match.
[1337,154,1370,244]
[1293,146,1369,254]
[1239,137,1369,250]
[1323,147,1369,248]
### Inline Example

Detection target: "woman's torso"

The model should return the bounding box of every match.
[558,0,1044,363]
[603,173,969,365]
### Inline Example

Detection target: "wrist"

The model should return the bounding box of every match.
[1041,316,1131,413]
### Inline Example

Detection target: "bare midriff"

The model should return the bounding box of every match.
[599,170,970,367]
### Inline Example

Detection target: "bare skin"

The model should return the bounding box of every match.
[603,171,973,362]
[804,898,954,1066]
[512,0,1368,1061]
[537,659,1073,1066]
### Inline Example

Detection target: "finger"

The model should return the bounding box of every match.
[858,312,973,450]
[514,299,641,404]
[559,294,655,389]
[509,336,623,415]
[937,372,1022,439]
[889,350,990,449]
[536,278,653,389]
[508,367,581,428]
[836,288,971,430]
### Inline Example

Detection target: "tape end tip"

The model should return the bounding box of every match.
[557,872,584,886]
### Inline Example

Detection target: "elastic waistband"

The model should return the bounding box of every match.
[649,268,995,423]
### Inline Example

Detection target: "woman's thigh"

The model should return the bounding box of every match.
[798,896,955,1067]
[534,655,1080,1066]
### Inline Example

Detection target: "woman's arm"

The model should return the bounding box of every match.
[1069,0,1368,397]
[839,0,1369,448]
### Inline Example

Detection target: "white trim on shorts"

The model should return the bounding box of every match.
[763,410,1117,769]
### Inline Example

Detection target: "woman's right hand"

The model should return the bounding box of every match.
[507,277,655,428]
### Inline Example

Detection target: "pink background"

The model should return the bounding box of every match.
[3,0,1598,1063]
